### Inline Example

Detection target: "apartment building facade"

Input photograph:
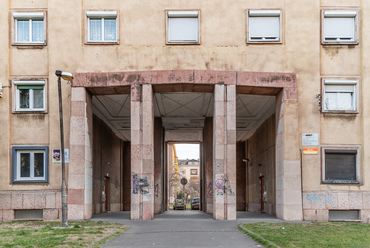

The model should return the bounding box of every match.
[0,0,369,223]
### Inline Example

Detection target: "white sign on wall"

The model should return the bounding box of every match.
[302,133,319,146]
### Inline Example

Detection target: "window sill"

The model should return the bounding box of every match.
[85,41,119,45]
[13,110,47,114]
[322,180,360,184]
[322,41,359,46]
[322,110,358,115]
[12,42,47,48]
[247,40,282,45]
[12,180,48,184]
[166,41,200,45]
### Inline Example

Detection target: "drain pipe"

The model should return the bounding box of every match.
[299,148,304,220]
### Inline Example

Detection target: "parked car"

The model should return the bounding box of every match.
[174,198,185,210]
[191,197,200,210]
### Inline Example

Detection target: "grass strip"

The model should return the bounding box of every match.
[238,223,280,248]
[0,220,128,248]
[239,222,370,248]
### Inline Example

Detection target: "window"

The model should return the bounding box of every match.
[167,11,200,44]
[190,169,198,175]
[322,10,359,44]
[322,79,358,113]
[86,11,118,43]
[13,12,46,45]
[247,10,281,42]
[322,147,360,184]
[12,146,49,183]
[13,80,46,112]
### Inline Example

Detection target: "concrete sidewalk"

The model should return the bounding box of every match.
[91,211,295,248]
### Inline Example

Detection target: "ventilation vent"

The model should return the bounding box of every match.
[329,210,359,221]
[15,209,43,220]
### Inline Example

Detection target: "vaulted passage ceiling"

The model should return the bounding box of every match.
[92,92,275,142]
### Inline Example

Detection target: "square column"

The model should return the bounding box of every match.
[131,84,155,220]
[275,91,303,220]
[68,87,93,220]
[213,84,236,220]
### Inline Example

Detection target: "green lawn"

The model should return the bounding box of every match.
[239,222,370,248]
[0,221,128,248]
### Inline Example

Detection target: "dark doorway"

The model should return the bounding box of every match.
[259,176,264,213]
[104,176,110,212]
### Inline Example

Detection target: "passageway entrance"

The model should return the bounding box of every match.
[167,143,200,211]
[69,70,301,221]
[235,93,276,215]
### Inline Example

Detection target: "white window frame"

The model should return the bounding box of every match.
[247,10,282,43]
[86,11,119,44]
[321,145,361,184]
[12,146,49,183]
[321,78,359,113]
[13,80,47,112]
[322,9,360,45]
[166,10,200,44]
[12,11,46,45]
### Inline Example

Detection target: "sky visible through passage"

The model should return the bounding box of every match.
[175,144,199,160]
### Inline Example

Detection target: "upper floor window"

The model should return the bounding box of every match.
[247,10,281,43]
[322,78,359,113]
[12,146,49,183]
[12,12,46,45]
[166,11,200,44]
[13,80,46,112]
[322,10,359,44]
[86,11,118,44]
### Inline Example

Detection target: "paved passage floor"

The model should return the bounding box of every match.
[91,211,290,248]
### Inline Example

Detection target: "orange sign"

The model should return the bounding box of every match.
[303,148,319,155]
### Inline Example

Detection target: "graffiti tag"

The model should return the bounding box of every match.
[132,174,150,195]
[206,182,213,198]
[154,184,160,197]
[214,175,235,196]
[306,193,335,207]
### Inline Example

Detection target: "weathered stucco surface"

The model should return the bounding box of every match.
[0,0,369,222]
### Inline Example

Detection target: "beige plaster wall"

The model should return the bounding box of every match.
[1,0,369,220]
[0,0,10,190]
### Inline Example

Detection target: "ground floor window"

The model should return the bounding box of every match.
[12,146,48,183]
[322,146,360,184]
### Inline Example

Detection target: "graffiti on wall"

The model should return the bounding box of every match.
[154,184,160,197]
[132,174,150,195]
[214,175,235,196]
[306,193,335,207]
[206,182,213,198]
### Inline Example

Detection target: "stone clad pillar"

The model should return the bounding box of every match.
[213,84,236,220]
[275,90,302,220]
[130,84,154,220]
[225,85,236,220]
[68,87,93,220]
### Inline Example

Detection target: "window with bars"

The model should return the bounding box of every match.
[14,80,46,112]
[12,146,48,183]
[13,12,45,44]
[86,11,118,43]
[247,10,281,42]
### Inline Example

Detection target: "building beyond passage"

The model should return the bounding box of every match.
[0,0,369,223]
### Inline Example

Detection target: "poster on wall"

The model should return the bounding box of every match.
[52,149,69,163]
